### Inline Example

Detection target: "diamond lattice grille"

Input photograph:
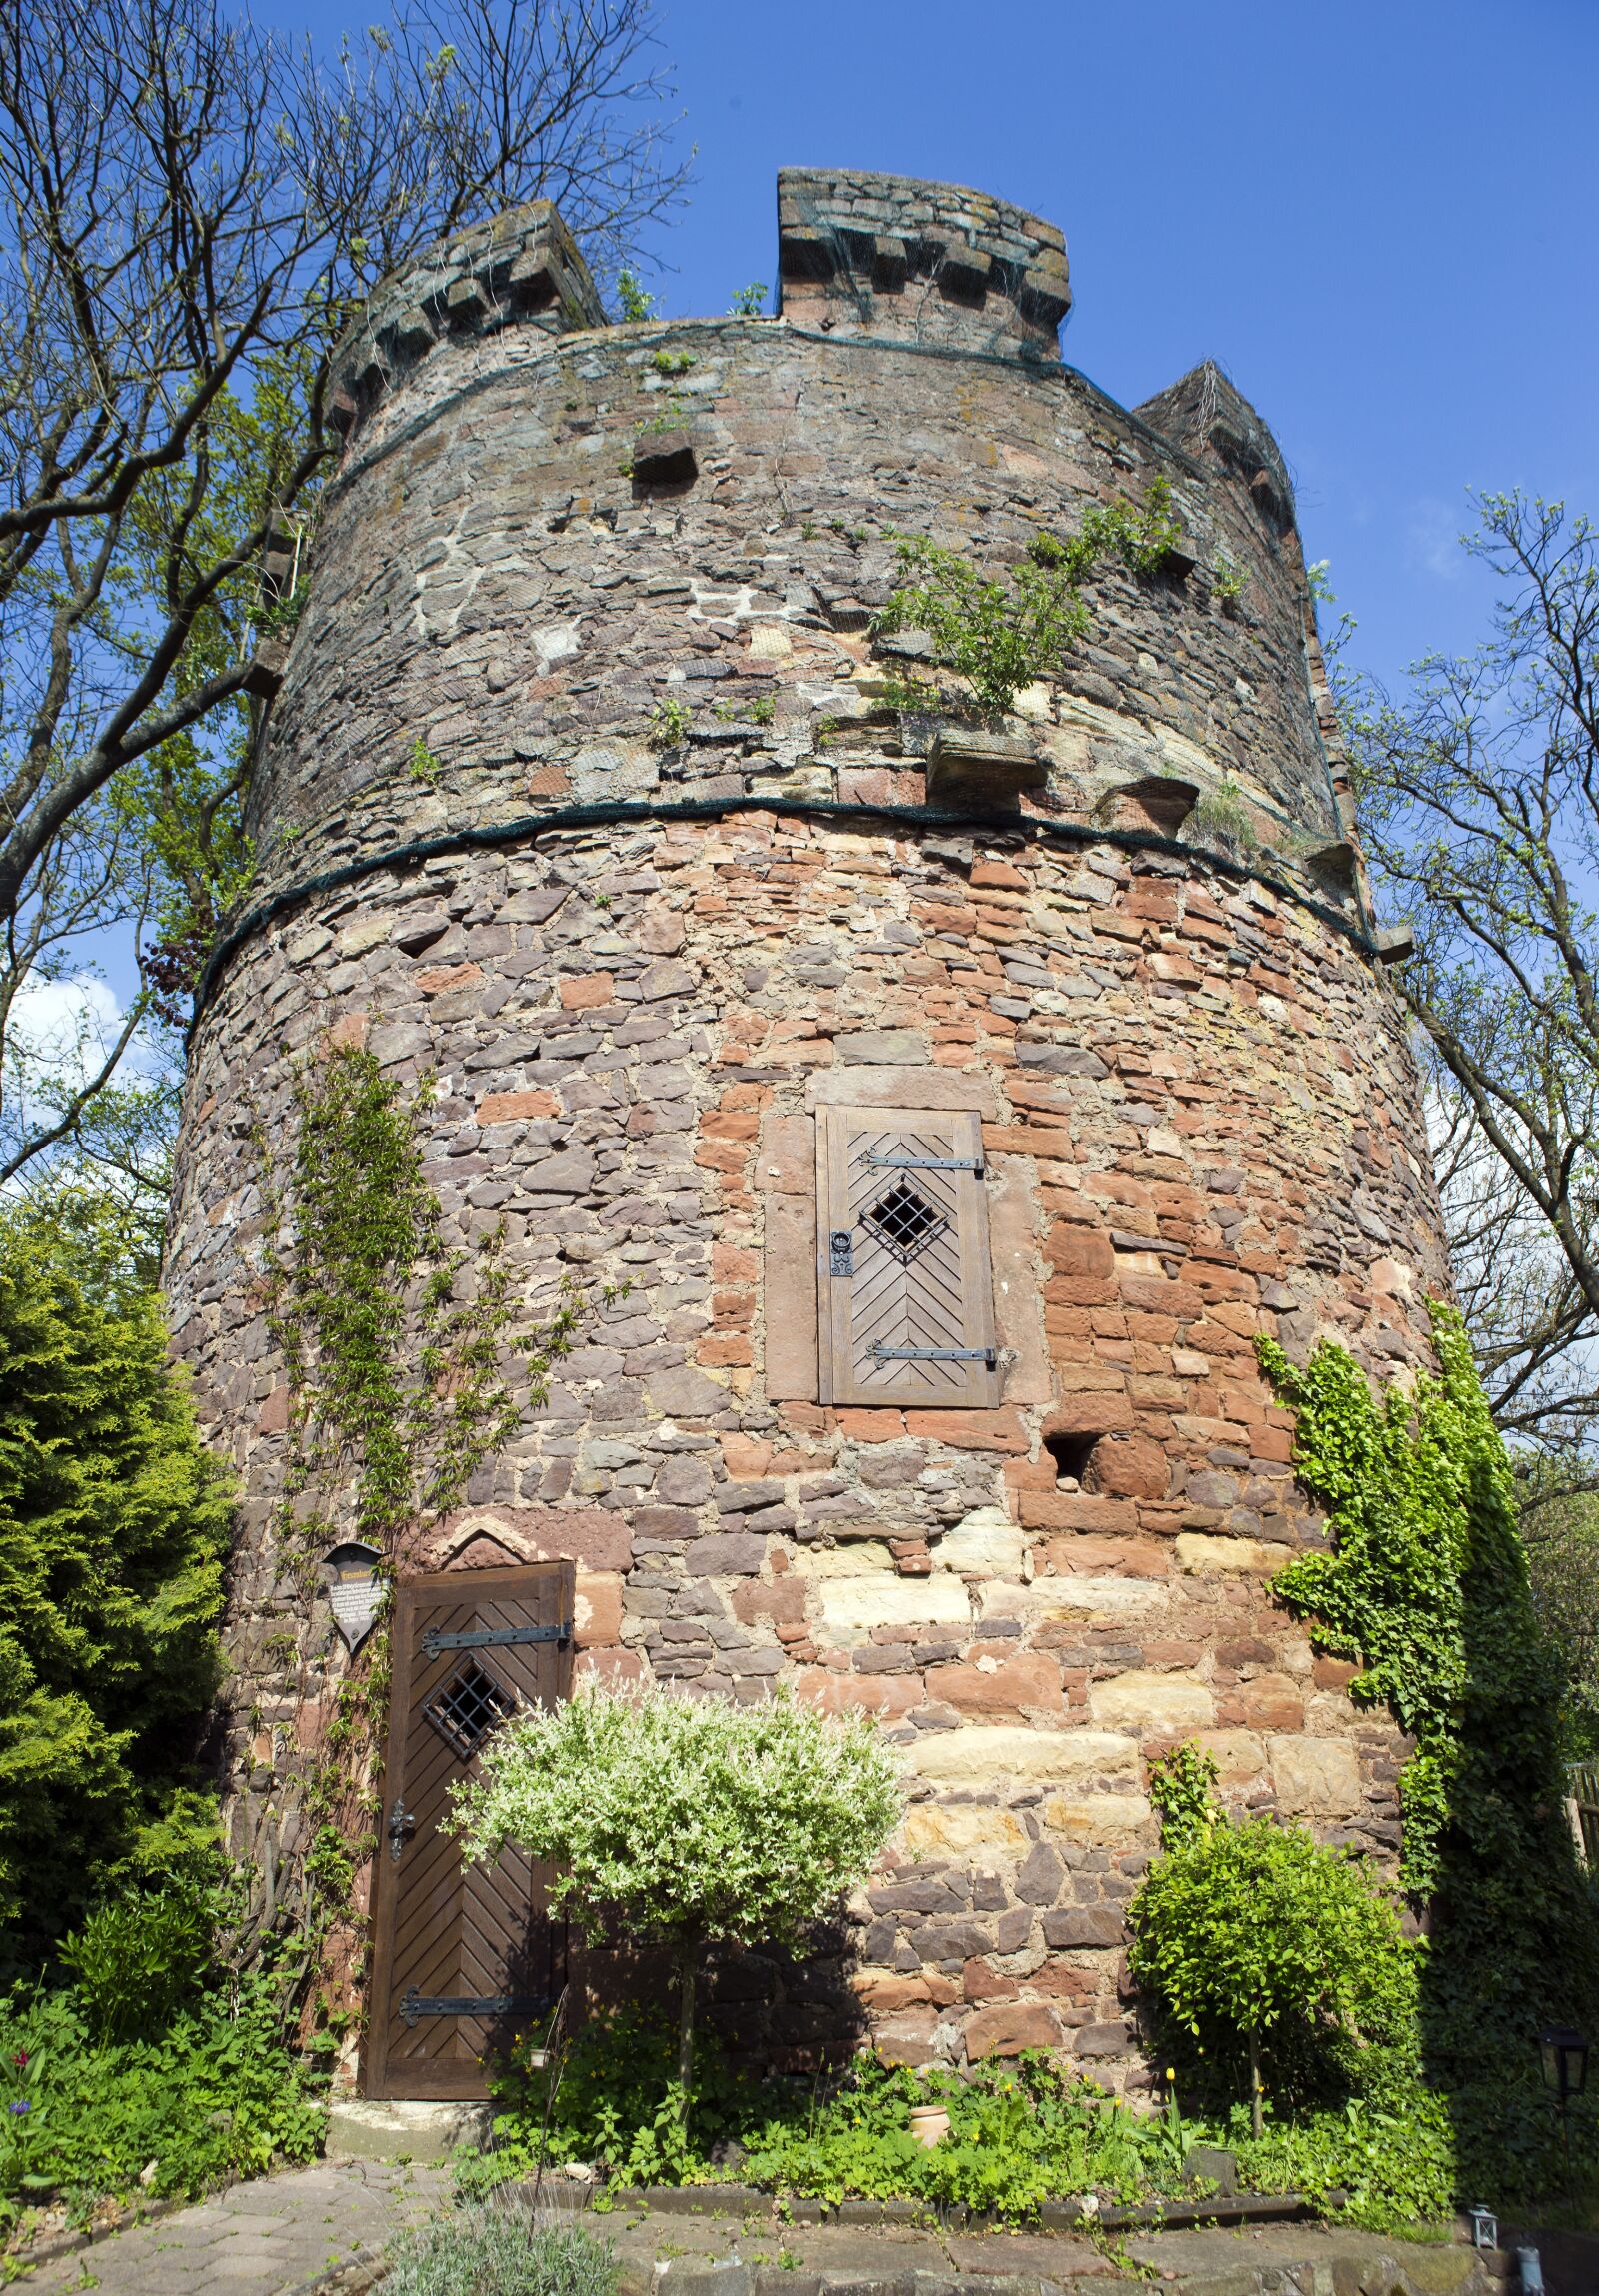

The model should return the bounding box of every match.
[861,1180,947,1265]
[422,1659,515,1761]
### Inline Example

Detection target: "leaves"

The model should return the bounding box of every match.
[0,1188,233,1947]
[450,1678,903,1954]
[874,481,1183,718]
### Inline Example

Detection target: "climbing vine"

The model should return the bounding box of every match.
[1259,1302,1599,2194]
[874,478,1185,717]
[247,1042,579,2032]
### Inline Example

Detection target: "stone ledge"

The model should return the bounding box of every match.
[327,2096,494,2163]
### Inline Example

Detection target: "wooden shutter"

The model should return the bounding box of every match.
[364,1561,573,2101]
[816,1104,999,1408]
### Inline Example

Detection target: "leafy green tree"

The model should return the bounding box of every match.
[1129,1749,1418,2135]
[451,1679,903,2121]
[0,1189,234,1953]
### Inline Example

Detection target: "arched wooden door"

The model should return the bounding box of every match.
[363,1561,573,2099]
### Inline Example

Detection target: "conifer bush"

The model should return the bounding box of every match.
[0,1192,234,1953]
[450,1679,903,2119]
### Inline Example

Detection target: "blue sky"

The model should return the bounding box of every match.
[48,0,1599,1043]
[627,0,1596,685]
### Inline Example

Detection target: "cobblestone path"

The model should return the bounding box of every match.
[21,2162,447,2294]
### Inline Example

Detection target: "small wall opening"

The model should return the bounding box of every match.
[1045,1431,1100,1491]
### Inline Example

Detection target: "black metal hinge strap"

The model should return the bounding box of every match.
[863,1150,984,1175]
[400,1990,554,2027]
[869,1345,998,1368]
[421,1621,573,1659]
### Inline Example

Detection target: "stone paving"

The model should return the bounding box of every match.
[20,2162,447,2295]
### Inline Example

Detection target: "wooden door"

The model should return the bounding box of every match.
[364,1561,573,2100]
[816,1104,999,1408]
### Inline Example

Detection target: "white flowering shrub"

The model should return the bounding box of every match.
[449,1677,903,2110]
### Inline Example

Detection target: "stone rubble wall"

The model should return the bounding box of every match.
[171,171,1447,2087]
[172,806,1443,2079]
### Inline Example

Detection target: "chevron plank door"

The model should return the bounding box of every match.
[816,1105,999,1409]
[364,1562,573,2099]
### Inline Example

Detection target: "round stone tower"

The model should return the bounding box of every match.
[167,171,1447,2101]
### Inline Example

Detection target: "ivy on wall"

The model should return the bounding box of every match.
[247,1042,578,2033]
[1259,1301,1599,2194]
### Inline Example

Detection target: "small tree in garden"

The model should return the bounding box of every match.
[1128,1747,1418,2134]
[449,1679,904,2122]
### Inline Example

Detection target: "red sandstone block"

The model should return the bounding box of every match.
[713,1242,760,1283]
[905,1407,1029,1453]
[1091,1433,1169,1499]
[698,1334,753,1366]
[1044,1392,1133,1436]
[1045,1225,1114,1277]
[984,1124,1077,1161]
[1019,1490,1140,1533]
[700,1109,761,1141]
[416,962,485,995]
[1040,1533,1170,1579]
[1120,1273,1205,1316]
[1313,1655,1361,1690]
[835,1408,909,1443]
[965,2003,1062,2059]
[559,972,615,1008]
[794,1669,923,1716]
[933,1652,1064,1716]
[1045,1276,1118,1309]
[1146,951,1203,985]
[695,1140,752,1173]
[478,1088,561,1123]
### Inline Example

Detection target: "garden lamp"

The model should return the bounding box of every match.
[1538,2026,1590,2105]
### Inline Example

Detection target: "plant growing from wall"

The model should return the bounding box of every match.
[874,479,1185,717]
[1257,1302,1599,2195]
[450,1679,903,2128]
[1129,1748,1418,2134]
[250,1043,578,2016]
[649,694,692,748]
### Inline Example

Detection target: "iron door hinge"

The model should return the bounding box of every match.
[863,1148,984,1176]
[399,1989,554,2027]
[869,1344,997,1368]
[420,1620,573,1660]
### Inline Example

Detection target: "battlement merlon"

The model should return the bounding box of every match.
[327,200,605,444]
[776,167,1071,357]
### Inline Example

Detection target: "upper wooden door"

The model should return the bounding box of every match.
[815,1104,999,1408]
[363,1561,573,2100]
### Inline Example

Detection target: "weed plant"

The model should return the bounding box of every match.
[0,1974,322,2235]
[383,2197,617,2296]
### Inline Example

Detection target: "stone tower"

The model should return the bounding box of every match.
[167,171,1447,2099]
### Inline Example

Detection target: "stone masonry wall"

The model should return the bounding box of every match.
[168,171,1448,2091]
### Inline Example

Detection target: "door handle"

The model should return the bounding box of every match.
[387,1796,417,1860]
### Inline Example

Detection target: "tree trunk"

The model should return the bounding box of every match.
[1248,2031,1263,2138]
[676,1935,699,2130]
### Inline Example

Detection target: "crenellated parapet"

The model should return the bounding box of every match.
[327,200,605,444]
[776,167,1072,357]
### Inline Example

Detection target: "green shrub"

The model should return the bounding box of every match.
[450,1681,901,2121]
[1129,1751,1418,2131]
[0,1970,322,2231]
[0,1191,234,1955]
[57,1883,214,2045]
[383,2199,617,2296]
[875,482,1183,717]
